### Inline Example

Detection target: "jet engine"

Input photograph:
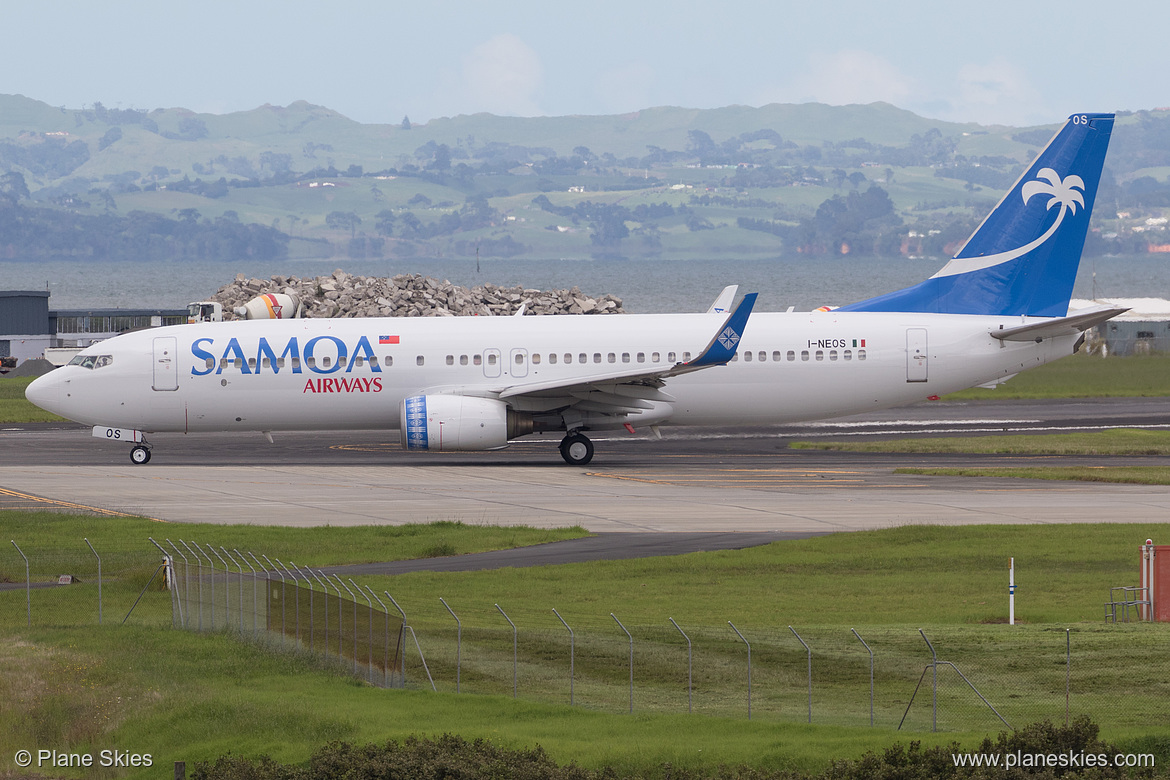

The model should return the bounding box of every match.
[399,395,533,452]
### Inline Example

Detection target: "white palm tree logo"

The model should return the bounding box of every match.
[1022,167,1085,224]
[933,167,1086,279]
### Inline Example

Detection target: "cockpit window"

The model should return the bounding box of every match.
[67,354,113,369]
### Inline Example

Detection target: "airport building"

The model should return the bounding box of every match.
[0,291,186,365]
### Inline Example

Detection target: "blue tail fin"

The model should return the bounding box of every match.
[838,113,1114,317]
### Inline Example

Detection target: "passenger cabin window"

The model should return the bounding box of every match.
[801,350,809,361]
[743,351,752,362]
[248,358,257,370]
[292,357,301,369]
[473,354,482,366]
[637,352,645,363]
[416,356,425,366]
[683,352,691,362]
[607,353,616,363]
[843,350,852,361]
[532,353,541,364]
[622,352,630,363]
[787,350,795,361]
[652,352,660,362]
[815,350,824,361]
[446,355,454,366]
[549,353,558,364]
[487,354,497,366]
[306,357,316,368]
[321,356,331,369]
[667,352,676,362]
[593,353,601,363]
[858,350,867,361]
[369,356,379,367]
[460,355,468,366]
[382,356,393,367]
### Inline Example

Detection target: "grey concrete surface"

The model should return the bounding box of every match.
[2,399,1168,532]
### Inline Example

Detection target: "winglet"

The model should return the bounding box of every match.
[686,292,758,368]
[706,285,739,314]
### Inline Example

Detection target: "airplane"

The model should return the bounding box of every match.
[26,112,1123,467]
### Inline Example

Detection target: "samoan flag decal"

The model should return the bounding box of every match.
[379,335,399,345]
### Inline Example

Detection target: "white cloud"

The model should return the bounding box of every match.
[947,58,1047,125]
[769,50,915,108]
[461,34,544,116]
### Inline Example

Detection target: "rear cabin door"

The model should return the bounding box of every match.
[152,336,179,391]
[906,328,928,383]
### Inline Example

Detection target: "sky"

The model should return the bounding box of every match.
[4,0,1168,129]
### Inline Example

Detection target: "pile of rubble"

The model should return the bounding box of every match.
[211,270,625,319]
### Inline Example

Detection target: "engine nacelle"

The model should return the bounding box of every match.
[400,395,531,452]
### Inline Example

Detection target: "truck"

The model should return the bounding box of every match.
[187,294,302,323]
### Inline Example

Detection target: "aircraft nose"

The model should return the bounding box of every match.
[25,370,64,415]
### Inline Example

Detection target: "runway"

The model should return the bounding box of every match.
[2,398,1168,533]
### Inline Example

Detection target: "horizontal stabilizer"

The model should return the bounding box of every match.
[990,305,1128,342]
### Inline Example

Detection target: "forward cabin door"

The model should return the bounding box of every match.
[152,336,179,391]
[906,328,928,383]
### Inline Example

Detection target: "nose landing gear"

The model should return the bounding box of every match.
[130,443,152,465]
[558,432,594,466]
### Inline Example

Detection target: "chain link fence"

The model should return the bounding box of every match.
[2,540,1166,731]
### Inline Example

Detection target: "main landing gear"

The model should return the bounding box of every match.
[558,432,594,466]
[129,442,152,465]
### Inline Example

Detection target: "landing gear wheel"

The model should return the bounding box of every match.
[559,433,594,466]
[130,445,152,465]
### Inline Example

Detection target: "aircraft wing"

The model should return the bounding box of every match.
[990,305,1128,342]
[496,293,757,413]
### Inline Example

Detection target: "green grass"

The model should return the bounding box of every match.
[0,376,66,423]
[790,428,1170,455]
[944,353,1170,399]
[3,516,1168,779]
[0,511,587,583]
[897,465,1170,485]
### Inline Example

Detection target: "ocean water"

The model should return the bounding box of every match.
[1,255,1167,314]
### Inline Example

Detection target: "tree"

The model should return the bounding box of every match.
[0,171,30,203]
[326,210,361,239]
[375,209,397,236]
[98,126,122,151]
[686,129,716,156]
[429,144,451,172]
[401,115,412,130]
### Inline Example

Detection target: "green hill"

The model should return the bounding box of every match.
[2,94,1168,261]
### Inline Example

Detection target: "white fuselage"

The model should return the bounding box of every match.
[28,309,1071,437]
